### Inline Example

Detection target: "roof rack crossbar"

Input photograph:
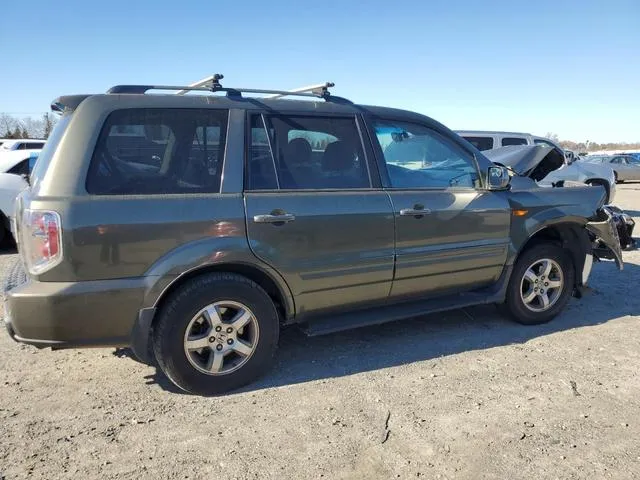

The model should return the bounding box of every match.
[263,82,335,99]
[107,75,349,102]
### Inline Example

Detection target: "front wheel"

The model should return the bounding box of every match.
[502,244,574,325]
[152,273,280,395]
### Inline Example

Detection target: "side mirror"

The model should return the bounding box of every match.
[487,165,511,190]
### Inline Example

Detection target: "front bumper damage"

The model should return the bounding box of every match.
[586,207,627,270]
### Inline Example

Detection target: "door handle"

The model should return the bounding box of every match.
[399,208,431,216]
[253,213,296,224]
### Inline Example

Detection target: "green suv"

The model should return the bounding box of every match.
[3,76,623,395]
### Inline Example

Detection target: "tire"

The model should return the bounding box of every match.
[502,243,575,325]
[152,273,280,395]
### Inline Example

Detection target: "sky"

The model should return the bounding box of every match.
[1,0,638,143]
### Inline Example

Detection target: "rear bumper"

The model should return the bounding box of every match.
[4,260,147,349]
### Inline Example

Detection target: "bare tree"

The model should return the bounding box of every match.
[0,114,18,137]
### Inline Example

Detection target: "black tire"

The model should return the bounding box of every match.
[152,273,280,395]
[502,243,575,325]
[614,171,623,184]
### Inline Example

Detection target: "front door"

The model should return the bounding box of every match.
[369,118,511,299]
[244,112,395,316]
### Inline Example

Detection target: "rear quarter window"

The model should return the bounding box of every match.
[501,137,528,147]
[86,108,228,195]
[462,136,494,151]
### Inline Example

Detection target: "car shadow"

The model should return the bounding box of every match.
[129,260,640,396]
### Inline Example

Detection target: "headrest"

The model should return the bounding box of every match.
[322,141,354,172]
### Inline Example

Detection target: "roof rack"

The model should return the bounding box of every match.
[106,74,352,103]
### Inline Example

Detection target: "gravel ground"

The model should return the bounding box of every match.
[2,185,640,480]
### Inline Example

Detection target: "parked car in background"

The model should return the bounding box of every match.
[0,139,46,152]
[456,131,617,203]
[583,154,640,183]
[0,151,40,243]
[455,130,534,151]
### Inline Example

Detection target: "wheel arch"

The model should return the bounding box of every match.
[515,222,592,291]
[152,263,294,325]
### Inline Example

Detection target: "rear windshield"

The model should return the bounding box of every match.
[30,114,72,187]
[463,136,494,151]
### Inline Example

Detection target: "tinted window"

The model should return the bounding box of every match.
[7,159,29,176]
[246,114,370,190]
[463,136,494,151]
[87,108,228,195]
[374,121,479,189]
[502,137,528,147]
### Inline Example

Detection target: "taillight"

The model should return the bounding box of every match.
[21,209,63,275]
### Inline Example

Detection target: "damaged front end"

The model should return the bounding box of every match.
[586,207,628,270]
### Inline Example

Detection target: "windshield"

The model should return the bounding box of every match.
[30,114,72,187]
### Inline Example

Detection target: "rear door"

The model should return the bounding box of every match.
[368,117,511,299]
[244,112,395,316]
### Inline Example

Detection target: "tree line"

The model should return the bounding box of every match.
[1,113,58,140]
[545,133,640,153]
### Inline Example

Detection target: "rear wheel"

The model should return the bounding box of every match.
[502,243,574,325]
[152,273,280,395]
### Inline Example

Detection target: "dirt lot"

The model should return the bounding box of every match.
[1,185,640,480]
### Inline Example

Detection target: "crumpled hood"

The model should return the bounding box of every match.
[482,145,566,181]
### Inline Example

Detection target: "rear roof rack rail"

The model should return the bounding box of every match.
[106,74,352,104]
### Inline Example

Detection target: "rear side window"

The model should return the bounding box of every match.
[501,137,528,147]
[87,108,228,195]
[246,114,370,190]
[463,136,494,151]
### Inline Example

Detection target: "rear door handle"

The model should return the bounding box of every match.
[253,213,296,224]
[399,208,431,216]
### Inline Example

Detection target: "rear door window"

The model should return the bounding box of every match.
[462,136,494,151]
[501,137,528,147]
[245,114,370,190]
[86,108,228,195]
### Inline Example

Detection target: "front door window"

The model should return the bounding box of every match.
[373,121,480,189]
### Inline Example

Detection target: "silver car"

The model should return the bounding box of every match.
[583,154,640,183]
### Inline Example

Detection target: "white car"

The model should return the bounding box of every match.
[456,130,616,203]
[0,139,46,152]
[0,151,39,243]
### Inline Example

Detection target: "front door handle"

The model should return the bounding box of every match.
[253,213,296,224]
[399,207,431,216]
